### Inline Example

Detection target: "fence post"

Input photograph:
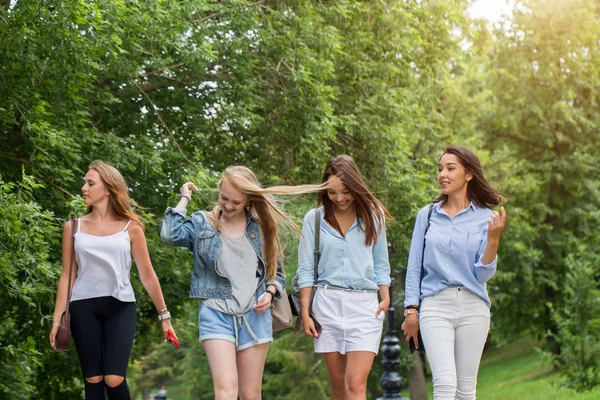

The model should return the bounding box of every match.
[377,244,408,399]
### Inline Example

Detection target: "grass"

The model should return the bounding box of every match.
[403,337,600,399]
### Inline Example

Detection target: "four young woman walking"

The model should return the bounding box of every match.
[51,148,505,400]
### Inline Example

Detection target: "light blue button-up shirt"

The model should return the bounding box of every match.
[404,201,497,308]
[297,208,391,290]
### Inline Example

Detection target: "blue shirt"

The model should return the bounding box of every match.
[404,201,497,308]
[297,208,391,290]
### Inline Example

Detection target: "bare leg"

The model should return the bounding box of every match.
[345,351,376,400]
[203,339,239,400]
[322,352,347,400]
[237,342,270,400]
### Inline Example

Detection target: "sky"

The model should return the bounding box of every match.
[468,0,514,22]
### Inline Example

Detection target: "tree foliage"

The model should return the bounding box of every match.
[2,0,599,397]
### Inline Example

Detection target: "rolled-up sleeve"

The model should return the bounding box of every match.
[297,209,316,289]
[404,208,427,308]
[373,223,391,287]
[160,207,196,250]
[474,229,497,283]
[266,256,286,298]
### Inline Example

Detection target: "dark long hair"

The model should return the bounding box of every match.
[318,155,392,246]
[434,146,501,209]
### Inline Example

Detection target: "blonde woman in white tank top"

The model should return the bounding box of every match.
[49,161,177,400]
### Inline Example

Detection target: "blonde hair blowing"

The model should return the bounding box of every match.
[86,160,143,229]
[207,166,324,280]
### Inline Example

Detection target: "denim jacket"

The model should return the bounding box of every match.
[160,207,285,300]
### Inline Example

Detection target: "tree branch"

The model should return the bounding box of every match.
[43,178,73,197]
[133,81,194,165]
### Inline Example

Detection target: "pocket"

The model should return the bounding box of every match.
[198,230,216,240]
[196,230,217,256]
[456,231,483,252]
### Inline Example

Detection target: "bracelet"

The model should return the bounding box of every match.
[266,289,277,300]
[158,311,171,321]
[158,308,168,314]
[180,194,191,201]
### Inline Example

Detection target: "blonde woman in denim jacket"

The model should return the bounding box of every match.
[161,166,322,400]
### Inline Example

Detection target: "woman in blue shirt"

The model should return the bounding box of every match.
[403,146,506,400]
[297,154,392,400]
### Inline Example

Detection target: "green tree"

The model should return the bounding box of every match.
[441,0,600,390]
[1,0,473,397]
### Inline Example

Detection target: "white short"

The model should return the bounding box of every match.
[312,286,384,355]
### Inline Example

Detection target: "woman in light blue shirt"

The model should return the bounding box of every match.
[297,154,392,400]
[402,146,507,400]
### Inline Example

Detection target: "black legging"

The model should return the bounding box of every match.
[70,296,136,400]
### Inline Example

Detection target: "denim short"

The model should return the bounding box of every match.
[198,303,273,351]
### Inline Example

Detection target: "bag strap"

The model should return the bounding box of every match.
[313,209,320,285]
[64,218,77,318]
[419,205,434,297]
[308,209,321,313]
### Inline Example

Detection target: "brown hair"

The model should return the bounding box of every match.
[206,166,324,280]
[85,160,143,229]
[318,155,392,246]
[434,146,501,208]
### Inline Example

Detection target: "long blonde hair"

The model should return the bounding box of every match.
[86,160,143,229]
[207,166,324,280]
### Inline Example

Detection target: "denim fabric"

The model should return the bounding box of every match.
[160,207,285,300]
[198,304,273,351]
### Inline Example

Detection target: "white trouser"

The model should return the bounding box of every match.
[420,287,490,400]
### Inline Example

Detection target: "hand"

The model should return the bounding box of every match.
[301,314,320,338]
[376,299,390,318]
[401,315,420,349]
[161,319,177,343]
[254,292,272,314]
[49,324,60,350]
[487,206,507,242]
[180,182,199,198]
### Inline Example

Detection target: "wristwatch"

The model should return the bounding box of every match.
[158,311,171,321]
[404,308,418,317]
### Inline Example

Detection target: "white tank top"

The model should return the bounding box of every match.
[70,218,136,302]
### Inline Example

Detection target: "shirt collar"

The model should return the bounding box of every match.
[433,200,476,214]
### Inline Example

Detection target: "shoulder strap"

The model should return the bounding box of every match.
[419,204,435,292]
[313,209,320,285]
[65,219,77,317]
[122,220,132,232]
